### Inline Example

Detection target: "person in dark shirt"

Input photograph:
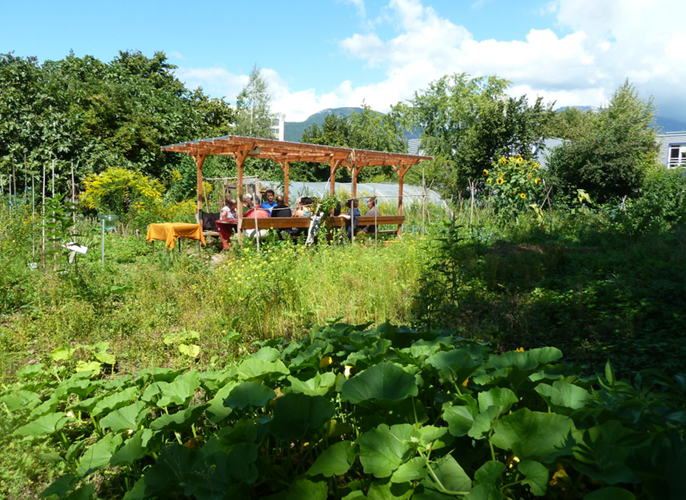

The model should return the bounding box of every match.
[271,195,292,217]
[339,198,360,239]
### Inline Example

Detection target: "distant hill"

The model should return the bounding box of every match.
[558,105,686,133]
[285,107,421,143]
[284,107,364,142]
[656,116,686,133]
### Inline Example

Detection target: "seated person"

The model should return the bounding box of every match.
[242,195,253,214]
[339,198,360,239]
[260,189,278,213]
[220,197,238,220]
[360,196,381,233]
[271,195,292,217]
[293,197,313,217]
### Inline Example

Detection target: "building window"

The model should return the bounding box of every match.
[669,144,686,168]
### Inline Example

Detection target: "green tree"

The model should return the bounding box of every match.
[547,81,659,203]
[297,104,407,182]
[0,51,235,196]
[234,64,275,139]
[395,73,553,197]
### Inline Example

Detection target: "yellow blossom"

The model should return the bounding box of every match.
[520,193,527,199]
[483,169,489,176]
[496,178,504,185]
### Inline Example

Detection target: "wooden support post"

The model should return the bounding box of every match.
[330,158,342,198]
[395,164,409,237]
[351,164,358,199]
[235,149,249,245]
[282,161,290,204]
[194,154,207,223]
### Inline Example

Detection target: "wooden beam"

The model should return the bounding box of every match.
[193,153,207,224]
[281,161,290,204]
[235,149,250,245]
[330,158,343,198]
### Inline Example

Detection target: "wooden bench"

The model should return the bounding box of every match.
[215,214,405,246]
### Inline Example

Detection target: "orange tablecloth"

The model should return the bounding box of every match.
[146,223,206,250]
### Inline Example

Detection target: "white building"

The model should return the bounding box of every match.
[271,114,285,141]
[658,132,686,168]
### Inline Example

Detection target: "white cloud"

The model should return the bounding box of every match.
[177,0,686,123]
[175,67,247,102]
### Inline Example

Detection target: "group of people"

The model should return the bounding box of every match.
[220,189,321,221]
[218,188,382,239]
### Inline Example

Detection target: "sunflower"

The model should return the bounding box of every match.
[535,178,541,184]
[520,193,527,199]
[496,177,504,185]
[483,169,489,176]
[486,178,492,184]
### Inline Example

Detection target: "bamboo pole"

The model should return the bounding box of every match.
[42,162,46,269]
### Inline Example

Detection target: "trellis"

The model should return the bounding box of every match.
[161,135,432,243]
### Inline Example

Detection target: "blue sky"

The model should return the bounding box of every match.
[2,0,685,122]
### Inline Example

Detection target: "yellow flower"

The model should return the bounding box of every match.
[483,169,489,176]
[319,356,333,367]
[496,177,504,185]
[486,178,492,184]
[520,193,527,199]
[535,178,541,184]
[515,347,525,352]
[499,156,507,165]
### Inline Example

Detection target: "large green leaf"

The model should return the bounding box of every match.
[474,461,506,485]
[100,401,147,432]
[77,432,123,476]
[443,405,478,437]
[425,348,481,383]
[150,404,209,432]
[39,474,78,498]
[288,372,337,396]
[1,390,41,412]
[535,381,591,412]
[478,387,518,413]
[286,477,328,500]
[223,381,275,410]
[392,456,429,483]
[237,358,290,380]
[269,393,335,441]
[307,441,354,477]
[205,381,239,423]
[427,455,472,495]
[341,362,418,404]
[110,428,155,467]
[156,370,201,408]
[13,412,69,437]
[356,424,418,478]
[518,460,548,496]
[463,483,504,500]
[491,408,576,462]
[484,348,563,372]
[92,386,139,417]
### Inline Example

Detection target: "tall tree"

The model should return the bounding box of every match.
[0,50,235,195]
[394,73,553,197]
[234,64,275,139]
[547,81,659,203]
[297,105,407,182]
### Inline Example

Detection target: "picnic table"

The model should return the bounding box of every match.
[214,215,405,249]
[146,222,206,250]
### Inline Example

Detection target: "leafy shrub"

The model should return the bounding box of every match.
[484,155,545,225]
[3,322,685,499]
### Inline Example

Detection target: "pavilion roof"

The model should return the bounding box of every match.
[161,135,432,167]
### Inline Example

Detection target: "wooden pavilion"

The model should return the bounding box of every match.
[161,135,432,242]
